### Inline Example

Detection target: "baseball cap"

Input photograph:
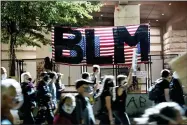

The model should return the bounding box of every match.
[75,79,94,89]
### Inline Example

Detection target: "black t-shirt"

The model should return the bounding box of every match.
[100,90,112,113]
[112,87,127,112]
[155,78,170,103]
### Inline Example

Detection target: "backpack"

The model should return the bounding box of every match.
[148,79,163,101]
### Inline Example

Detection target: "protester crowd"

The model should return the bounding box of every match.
[1,58,187,125]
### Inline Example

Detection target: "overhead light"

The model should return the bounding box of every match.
[162,13,164,15]
[169,3,172,5]
[101,14,103,17]
[156,20,159,22]
[138,4,141,6]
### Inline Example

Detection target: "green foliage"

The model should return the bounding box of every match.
[1,1,102,47]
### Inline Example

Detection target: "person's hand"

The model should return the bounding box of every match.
[110,119,115,125]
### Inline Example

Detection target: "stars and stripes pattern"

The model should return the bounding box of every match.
[51,24,150,65]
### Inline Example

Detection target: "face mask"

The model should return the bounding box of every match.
[62,104,75,114]
[1,73,7,80]
[84,86,93,94]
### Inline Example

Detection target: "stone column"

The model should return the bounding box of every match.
[163,16,187,56]
[114,5,140,26]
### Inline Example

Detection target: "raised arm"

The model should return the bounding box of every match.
[123,68,133,89]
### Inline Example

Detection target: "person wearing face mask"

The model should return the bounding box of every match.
[35,72,54,124]
[112,68,133,125]
[74,79,95,125]
[18,72,36,124]
[53,94,76,125]
[82,72,95,105]
[1,67,8,80]
[1,79,24,124]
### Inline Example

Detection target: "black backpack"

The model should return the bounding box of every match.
[148,79,163,101]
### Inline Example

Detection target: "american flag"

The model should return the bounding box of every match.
[51,24,150,65]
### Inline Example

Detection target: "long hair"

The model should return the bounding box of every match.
[93,65,100,73]
[95,75,116,101]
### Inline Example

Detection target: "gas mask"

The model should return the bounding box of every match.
[1,73,7,80]
[62,104,75,114]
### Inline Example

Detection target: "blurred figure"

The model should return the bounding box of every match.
[82,72,95,105]
[75,79,95,125]
[113,68,133,125]
[134,102,185,125]
[95,75,116,125]
[1,67,7,80]
[53,94,76,125]
[170,72,187,117]
[82,72,91,80]
[90,65,100,85]
[48,72,58,110]
[1,79,24,124]
[55,73,65,101]
[38,72,48,81]
[18,72,36,124]
[149,69,172,104]
[44,57,52,72]
[21,72,34,88]
[170,71,185,106]
[90,65,101,94]
[35,72,54,124]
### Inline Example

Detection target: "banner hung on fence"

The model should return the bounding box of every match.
[52,24,150,65]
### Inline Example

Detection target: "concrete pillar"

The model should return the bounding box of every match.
[164,15,187,56]
[114,5,140,26]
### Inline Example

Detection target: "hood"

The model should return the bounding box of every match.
[21,72,31,83]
